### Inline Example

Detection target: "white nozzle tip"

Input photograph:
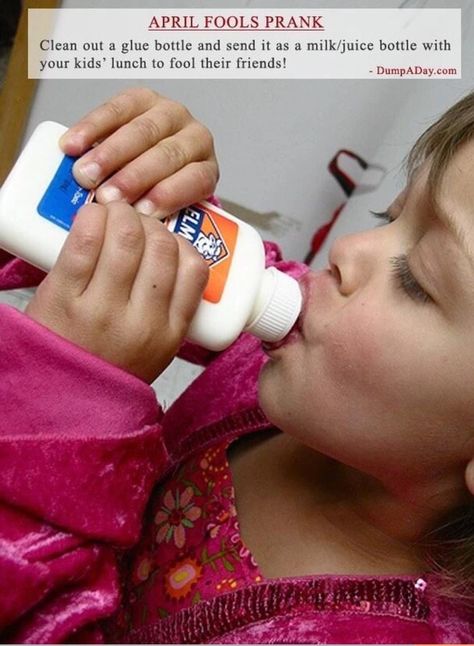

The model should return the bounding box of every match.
[245,267,302,343]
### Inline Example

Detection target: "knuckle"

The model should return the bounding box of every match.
[70,229,102,258]
[76,117,100,137]
[150,182,174,208]
[213,161,221,184]
[192,255,210,289]
[33,276,55,304]
[93,140,122,167]
[179,238,209,288]
[131,115,162,145]
[198,124,215,153]
[125,86,157,104]
[197,162,219,196]
[112,164,144,194]
[115,222,144,252]
[180,104,193,123]
[148,228,179,260]
[165,98,190,122]
[61,296,85,324]
[103,94,133,121]
[160,139,188,169]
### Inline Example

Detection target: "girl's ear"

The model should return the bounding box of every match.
[465,458,474,496]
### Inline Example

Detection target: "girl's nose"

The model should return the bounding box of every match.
[328,229,383,297]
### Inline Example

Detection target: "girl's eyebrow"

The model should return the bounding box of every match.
[431,197,473,263]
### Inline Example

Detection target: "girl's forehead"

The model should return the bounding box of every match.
[391,155,474,262]
[405,143,474,214]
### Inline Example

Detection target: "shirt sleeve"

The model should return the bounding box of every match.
[0,255,46,290]
[0,304,170,642]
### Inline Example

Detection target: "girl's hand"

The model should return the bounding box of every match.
[25,201,209,384]
[59,87,219,218]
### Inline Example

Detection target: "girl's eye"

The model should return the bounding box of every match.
[370,210,394,226]
[389,255,432,304]
[370,210,433,305]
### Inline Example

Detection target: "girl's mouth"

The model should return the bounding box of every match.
[261,274,307,354]
[261,322,302,354]
[261,267,336,355]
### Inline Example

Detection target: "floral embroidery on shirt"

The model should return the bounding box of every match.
[113,439,262,634]
[164,556,203,600]
[154,486,202,549]
[199,446,230,486]
[134,555,153,583]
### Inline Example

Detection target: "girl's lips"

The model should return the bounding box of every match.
[295,268,336,337]
[261,325,302,354]
[261,268,336,355]
[261,272,309,354]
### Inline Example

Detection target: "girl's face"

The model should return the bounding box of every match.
[259,140,474,494]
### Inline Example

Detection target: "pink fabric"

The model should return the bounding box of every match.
[0,250,46,289]
[109,437,263,634]
[0,252,473,643]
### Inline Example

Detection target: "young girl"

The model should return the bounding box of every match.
[0,87,473,643]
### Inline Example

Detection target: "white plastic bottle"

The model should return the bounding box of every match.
[0,121,302,351]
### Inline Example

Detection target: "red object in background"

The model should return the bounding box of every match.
[303,204,345,265]
[328,149,368,196]
[304,149,369,265]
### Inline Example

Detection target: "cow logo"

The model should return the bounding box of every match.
[174,205,229,268]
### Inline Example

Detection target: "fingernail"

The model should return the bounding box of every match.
[97,185,123,203]
[135,199,156,215]
[76,161,101,184]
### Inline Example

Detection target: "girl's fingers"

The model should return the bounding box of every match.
[49,202,107,296]
[84,202,145,300]
[133,160,219,218]
[169,235,209,331]
[59,87,159,158]
[129,216,182,314]
[95,123,214,206]
[72,101,190,192]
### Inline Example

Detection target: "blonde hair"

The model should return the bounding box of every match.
[404,90,474,607]
[406,90,474,197]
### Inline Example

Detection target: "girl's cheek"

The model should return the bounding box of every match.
[320,305,397,393]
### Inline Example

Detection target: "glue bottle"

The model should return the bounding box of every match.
[0,121,302,351]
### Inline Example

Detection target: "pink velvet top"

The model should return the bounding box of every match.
[0,244,472,644]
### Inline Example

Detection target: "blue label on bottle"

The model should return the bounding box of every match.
[37,155,91,231]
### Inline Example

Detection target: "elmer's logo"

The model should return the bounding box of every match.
[171,203,239,304]
[175,205,229,268]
